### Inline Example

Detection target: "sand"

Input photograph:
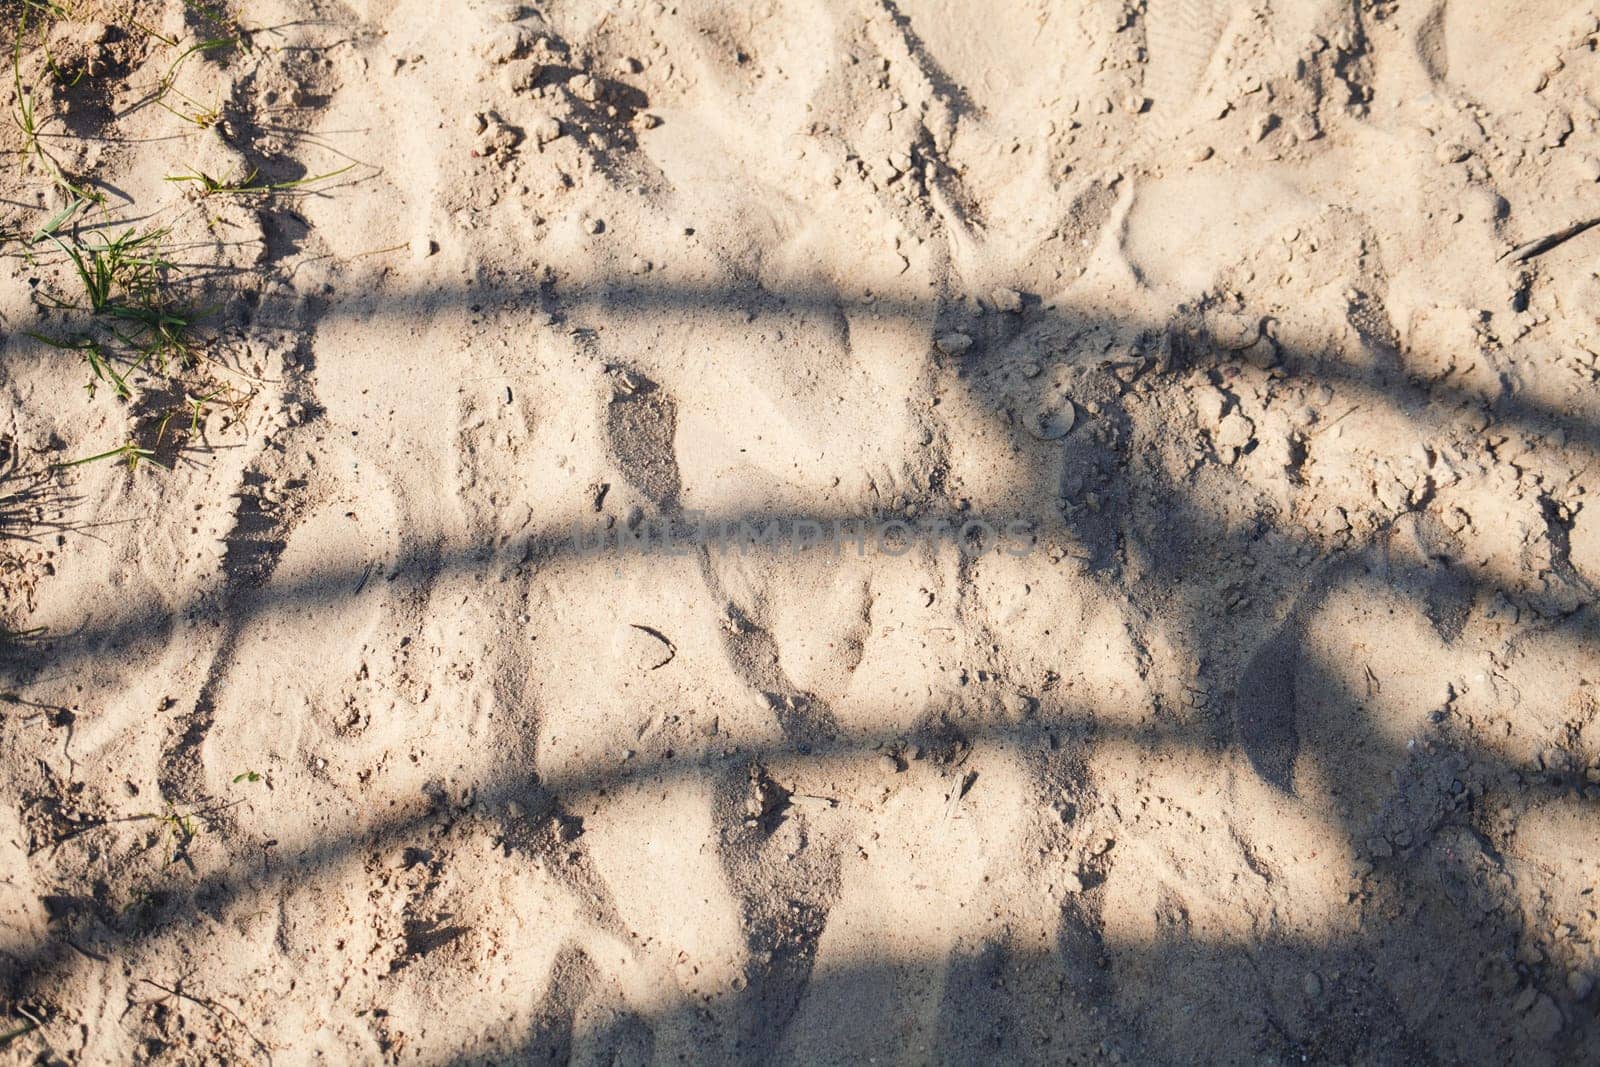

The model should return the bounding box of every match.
[2,0,1600,1063]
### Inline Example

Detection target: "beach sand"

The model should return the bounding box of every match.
[3,1,1600,1062]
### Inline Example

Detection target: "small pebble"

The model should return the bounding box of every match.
[614,369,645,397]
[532,115,563,144]
[1524,993,1564,1043]
[935,332,973,357]
[990,288,1024,313]
[1208,310,1260,350]
[501,58,543,93]
[489,2,530,21]
[1436,142,1470,164]
[410,236,436,260]
[1026,401,1076,441]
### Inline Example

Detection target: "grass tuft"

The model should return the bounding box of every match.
[54,440,167,472]
[7,0,344,482]
[165,162,355,197]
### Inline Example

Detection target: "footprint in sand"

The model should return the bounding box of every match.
[179,439,402,797]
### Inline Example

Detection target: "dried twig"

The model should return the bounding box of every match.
[138,977,273,1063]
[1500,216,1600,263]
[0,1019,40,1048]
[31,798,241,856]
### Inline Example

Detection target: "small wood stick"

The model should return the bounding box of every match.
[1500,216,1600,263]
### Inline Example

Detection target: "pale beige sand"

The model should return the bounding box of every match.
[3,1,1600,1063]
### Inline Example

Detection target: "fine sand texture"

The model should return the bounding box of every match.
[4,1,1600,1063]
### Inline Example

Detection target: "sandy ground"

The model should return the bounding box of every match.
[2,0,1600,1063]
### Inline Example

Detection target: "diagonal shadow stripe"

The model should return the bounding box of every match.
[3,276,1596,1063]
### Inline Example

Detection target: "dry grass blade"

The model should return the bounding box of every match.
[164,162,356,196]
